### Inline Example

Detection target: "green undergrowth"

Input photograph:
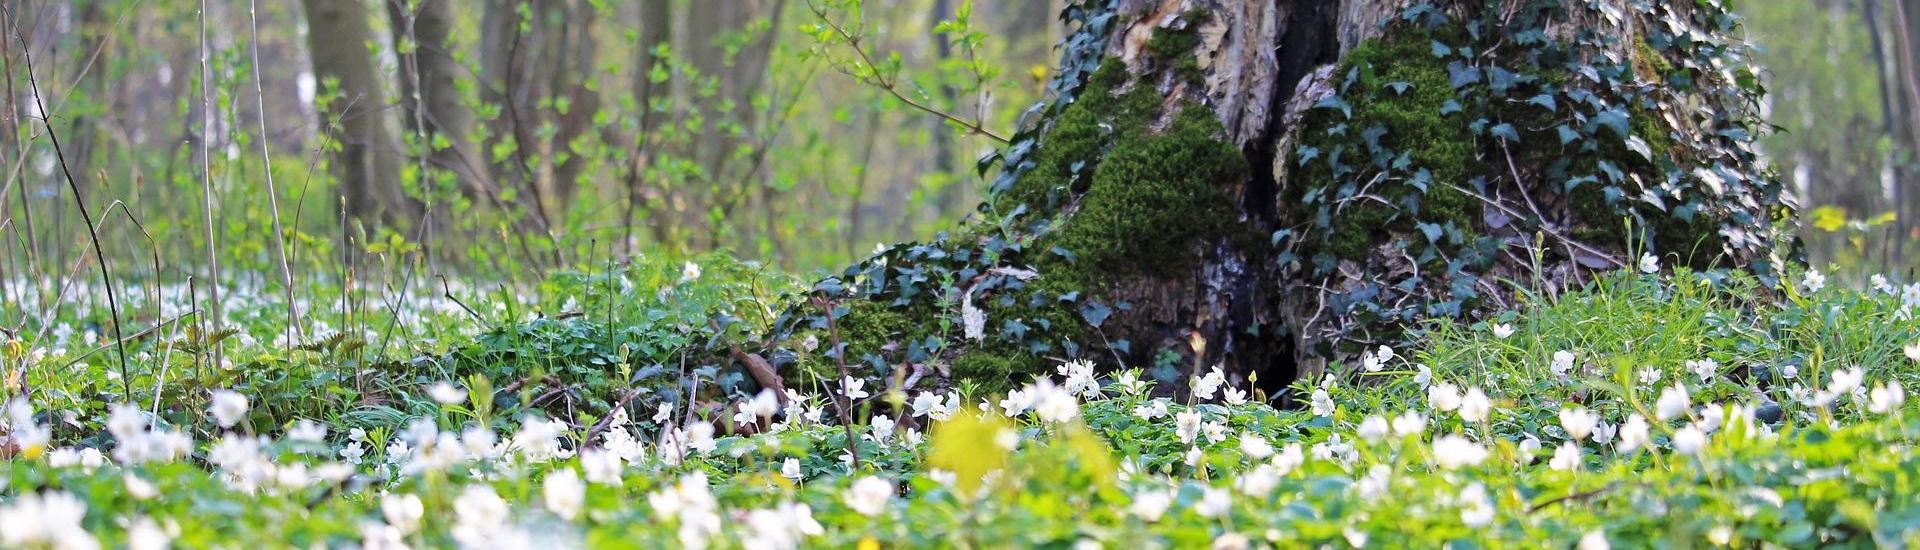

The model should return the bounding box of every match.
[3,264,1918,548]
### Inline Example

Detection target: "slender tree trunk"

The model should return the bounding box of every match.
[67,2,109,188]
[301,0,412,231]
[1861,0,1903,269]
[684,0,780,250]
[475,0,563,239]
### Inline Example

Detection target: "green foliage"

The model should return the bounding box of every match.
[5,265,1920,548]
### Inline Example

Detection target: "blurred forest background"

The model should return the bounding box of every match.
[0,0,1915,285]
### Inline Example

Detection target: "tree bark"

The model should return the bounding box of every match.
[302,0,413,231]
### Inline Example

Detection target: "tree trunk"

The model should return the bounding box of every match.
[620,0,671,256]
[1895,0,1920,269]
[476,0,559,234]
[386,0,487,199]
[787,0,1792,401]
[682,0,780,250]
[67,1,110,189]
[546,0,600,206]
[926,0,963,219]
[301,0,412,231]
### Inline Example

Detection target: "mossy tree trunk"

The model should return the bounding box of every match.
[780,0,1791,403]
[1072,0,1788,393]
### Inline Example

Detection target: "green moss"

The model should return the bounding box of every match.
[837,300,917,355]
[1052,105,1247,280]
[1293,27,1479,260]
[1633,37,1672,83]
[790,299,926,384]
[995,62,1162,214]
[1145,24,1200,60]
[950,349,1028,395]
[1143,9,1210,60]
[1146,11,1215,85]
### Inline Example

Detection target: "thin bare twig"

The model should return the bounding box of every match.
[806,0,1009,144]
[245,0,301,346]
[197,0,225,370]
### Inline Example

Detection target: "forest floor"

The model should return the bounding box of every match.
[1,256,1918,549]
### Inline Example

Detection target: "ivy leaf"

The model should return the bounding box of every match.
[1596,160,1625,183]
[1409,168,1433,192]
[1439,100,1464,116]
[1692,167,1727,195]
[1490,123,1520,142]
[1314,95,1353,119]
[1488,66,1518,95]
[1447,61,1482,89]
[1417,222,1445,244]
[1624,135,1653,161]
[1361,125,1389,152]
[1049,246,1077,262]
[1003,319,1029,341]
[1527,94,1557,111]
[1641,189,1669,212]
[1271,229,1294,246]
[1483,209,1512,228]
[1431,40,1452,57]
[1296,145,1321,166]
[1556,125,1581,145]
[1592,107,1630,138]
[1386,81,1413,95]
[1079,300,1113,328]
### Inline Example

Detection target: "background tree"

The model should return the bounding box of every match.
[386,0,485,198]
[1743,0,1909,278]
[302,0,412,232]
